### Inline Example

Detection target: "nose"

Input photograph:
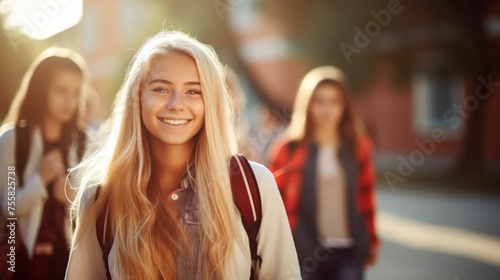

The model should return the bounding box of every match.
[167,91,184,111]
[63,90,76,106]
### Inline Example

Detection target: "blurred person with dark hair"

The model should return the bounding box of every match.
[268,66,379,280]
[0,48,90,279]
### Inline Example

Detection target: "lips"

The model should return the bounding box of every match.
[158,118,191,126]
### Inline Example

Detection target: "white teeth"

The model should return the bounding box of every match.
[161,119,189,125]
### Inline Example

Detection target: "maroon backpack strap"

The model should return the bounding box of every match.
[95,187,112,280]
[229,154,262,279]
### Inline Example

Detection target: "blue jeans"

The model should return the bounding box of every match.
[300,247,364,280]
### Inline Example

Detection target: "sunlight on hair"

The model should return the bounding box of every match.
[68,31,249,280]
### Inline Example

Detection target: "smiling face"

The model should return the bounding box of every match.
[140,52,205,148]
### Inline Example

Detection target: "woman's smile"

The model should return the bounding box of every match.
[157,117,192,129]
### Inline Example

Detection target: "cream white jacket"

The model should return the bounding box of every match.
[0,123,87,258]
[65,161,301,280]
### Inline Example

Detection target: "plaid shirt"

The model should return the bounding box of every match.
[268,135,379,254]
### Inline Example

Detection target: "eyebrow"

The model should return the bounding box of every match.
[147,79,201,86]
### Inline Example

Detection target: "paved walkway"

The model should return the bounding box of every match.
[367,184,500,280]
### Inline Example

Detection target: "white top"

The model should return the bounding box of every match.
[0,123,86,258]
[65,161,301,280]
[316,145,353,248]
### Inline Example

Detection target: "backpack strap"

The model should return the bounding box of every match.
[95,154,262,280]
[15,124,31,187]
[229,154,262,279]
[95,187,112,280]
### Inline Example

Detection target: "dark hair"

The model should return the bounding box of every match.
[20,56,83,125]
[3,48,88,147]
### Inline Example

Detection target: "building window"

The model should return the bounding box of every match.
[412,67,464,138]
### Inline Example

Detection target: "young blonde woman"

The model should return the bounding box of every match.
[65,31,300,280]
[0,48,89,279]
[268,66,379,280]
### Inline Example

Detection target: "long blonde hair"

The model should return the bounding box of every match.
[70,31,249,279]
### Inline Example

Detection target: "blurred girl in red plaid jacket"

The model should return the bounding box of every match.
[268,66,379,280]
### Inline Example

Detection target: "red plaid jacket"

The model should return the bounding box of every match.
[268,135,379,254]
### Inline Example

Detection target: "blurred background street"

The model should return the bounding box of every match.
[1,0,499,279]
[369,178,500,280]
